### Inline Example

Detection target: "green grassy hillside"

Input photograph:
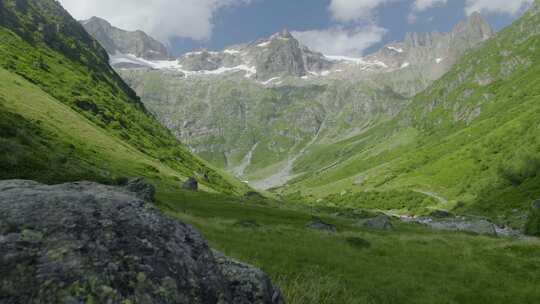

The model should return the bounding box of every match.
[158,188,540,304]
[0,0,248,194]
[280,3,540,228]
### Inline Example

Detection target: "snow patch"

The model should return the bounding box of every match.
[110,53,256,78]
[387,46,404,53]
[224,49,240,55]
[401,62,410,68]
[320,70,331,76]
[325,55,388,69]
[257,41,271,47]
[260,77,281,85]
[184,51,218,57]
[325,55,365,64]
[436,58,444,64]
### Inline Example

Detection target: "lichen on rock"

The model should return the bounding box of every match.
[0,180,284,304]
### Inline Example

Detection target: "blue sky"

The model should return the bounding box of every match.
[169,0,524,56]
[60,0,533,57]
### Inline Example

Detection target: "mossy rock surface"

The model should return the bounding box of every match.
[0,180,283,304]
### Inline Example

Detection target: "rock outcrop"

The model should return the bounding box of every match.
[121,177,156,202]
[358,215,394,231]
[306,217,337,233]
[81,16,170,60]
[0,180,284,304]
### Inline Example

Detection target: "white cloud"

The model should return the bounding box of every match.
[465,0,533,16]
[328,0,400,23]
[413,0,447,12]
[408,0,447,24]
[292,26,387,57]
[58,0,252,42]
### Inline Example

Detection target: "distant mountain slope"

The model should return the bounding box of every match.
[94,14,492,189]
[0,0,247,195]
[284,1,540,226]
[81,16,170,61]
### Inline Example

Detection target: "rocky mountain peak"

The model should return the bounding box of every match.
[81,16,170,60]
[453,12,494,41]
[83,16,111,29]
[172,29,332,80]
[367,12,494,72]
[276,28,293,39]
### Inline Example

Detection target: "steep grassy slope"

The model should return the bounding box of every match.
[0,0,247,194]
[121,69,408,182]
[282,3,540,227]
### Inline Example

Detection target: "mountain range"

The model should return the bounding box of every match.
[82,13,496,190]
[80,5,540,228]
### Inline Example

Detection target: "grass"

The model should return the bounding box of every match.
[156,189,540,304]
[274,7,540,230]
[0,68,185,188]
[0,0,248,195]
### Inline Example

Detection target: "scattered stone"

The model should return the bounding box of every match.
[346,237,371,249]
[424,218,497,236]
[306,217,337,233]
[122,177,155,202]
[234,219,260,228]
[358,215,393,231]
[183,177,198,191]
[213,250,285,304]
[430,210,452,218]
[0,180,283,304]
[245,191,266,200]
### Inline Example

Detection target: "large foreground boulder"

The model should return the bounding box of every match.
[0,180,284,304]
[121,177,156,202]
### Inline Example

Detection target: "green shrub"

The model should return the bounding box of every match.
[525,207,540,236]
[498,151,540,185]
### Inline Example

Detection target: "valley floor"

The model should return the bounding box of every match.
[157,189,540,304]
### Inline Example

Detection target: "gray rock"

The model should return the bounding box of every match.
[0,180,283,304]
[81,17,170,60]
[359,215,393,231]
[346,237,371,249]
[531,200,540,210]
[183,177,199,191]
[213,250,285,304]
[122,177,156,202]
[430,210,452,218]
[306,217,337,233]
[425,218,497,236]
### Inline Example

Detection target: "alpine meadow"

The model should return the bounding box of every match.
[1,0,540,303]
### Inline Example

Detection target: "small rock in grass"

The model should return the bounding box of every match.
[183,177,198,191]
[346,237,371,249]
[306,217,337,233]
[430,210,452,218]
[358,215,393,231]
[234,219,260,228]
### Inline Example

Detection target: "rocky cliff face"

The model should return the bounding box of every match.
[176,29,333,80]
[365,12,494,72]
[81,16,170,60]
[0,180,284,304]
